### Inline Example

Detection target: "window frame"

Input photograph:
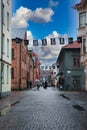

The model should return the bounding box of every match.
[79,12,86,27]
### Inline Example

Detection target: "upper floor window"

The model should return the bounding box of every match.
[1,63,4,83]
[2,4,5,24]
[73,57,80,68]
[7,39,9,57]
[12,48,14,60]
[7,0,9,4]
[11,67,14,79]
[7,65,9,83]
[79,12,86,27]
[7,12,9,29]
[2,34,5,54]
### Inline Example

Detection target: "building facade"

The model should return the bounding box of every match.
[11,29,29,90]
[0,0,11,97]
[33,52,40,81]
[74,0,87,91]
[57,41,85,91]
[50,63,59,87]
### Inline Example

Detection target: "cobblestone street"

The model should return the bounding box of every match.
[0,87,87,130]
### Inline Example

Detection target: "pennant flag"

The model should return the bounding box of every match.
[57,64,59,68]
[50,38,56,45]
[16,37,22,43]
[33,40,38,46]
[45,66,48,69]
[53,66,55,69]
[42,39,47,46]
[41,66,44,69]
[24,40,29,45]
[59,38,65,44]
[49,66,51,69]
[68,37,73,44]
[77,37,82,43]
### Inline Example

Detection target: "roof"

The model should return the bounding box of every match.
[57,41,81,62]
[63,41,81,49]
[73,0,87,9]
[12,28,26,39]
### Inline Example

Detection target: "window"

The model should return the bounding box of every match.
[73,78,80,87]
[2,4,5,24]
[2,34,5,54]
[7,39,9,57]
[11,67,14,79]
[7,0,9,4]
[83,39,86,54]
[73,57,80,68]
[12,48,14,60]
[1,63,4,83]
[79,12,86,27]
[7,12,9,29]
[7,65,9,83]
[53,66,55,69]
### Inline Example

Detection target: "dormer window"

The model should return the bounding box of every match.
[79,12,86,27]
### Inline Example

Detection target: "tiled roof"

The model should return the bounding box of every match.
[63,41,81,49]
[12,28,26,39]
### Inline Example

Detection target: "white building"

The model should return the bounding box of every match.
[0,0,11,97]
[74,0,87,91]
[51,63,59,86]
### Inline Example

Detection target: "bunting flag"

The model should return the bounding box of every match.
[57,64,59,68]
[16,37,22,43]
[49,66,51,69]
[33,40,38,46]
[53,66,55,69]
[77,37,82,43]
[68,37,73,44]
[41,66,44,69]
[59,38,65,44]
[45,66,48,69]
[50,38,56,45]
[24,40,29,45]
[42,39,47,46]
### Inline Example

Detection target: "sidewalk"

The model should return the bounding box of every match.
[0,91,27,116]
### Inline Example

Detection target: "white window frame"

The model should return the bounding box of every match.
[7,39,9,57]
[7,12,9,30]
[2,4,5,25]
[2,34,5,54]
[79,12,86,27]
[1,63,4,83]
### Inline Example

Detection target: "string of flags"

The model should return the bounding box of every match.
[32,38,65,46]
[15,37,82,46]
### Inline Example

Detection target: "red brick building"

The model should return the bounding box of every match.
[11,29,29,90]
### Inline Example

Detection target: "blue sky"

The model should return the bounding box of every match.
[12,0,80,67]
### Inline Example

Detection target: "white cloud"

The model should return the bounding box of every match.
[49,0,59,7]
[12,6,54,28]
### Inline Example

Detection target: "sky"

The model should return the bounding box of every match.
[12,0,80,67]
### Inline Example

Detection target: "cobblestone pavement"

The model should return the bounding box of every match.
[0,87,87,130]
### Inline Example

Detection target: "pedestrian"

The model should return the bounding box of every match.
[29,80,32,89]
[37,83,40,90]
[44,80,48,89]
